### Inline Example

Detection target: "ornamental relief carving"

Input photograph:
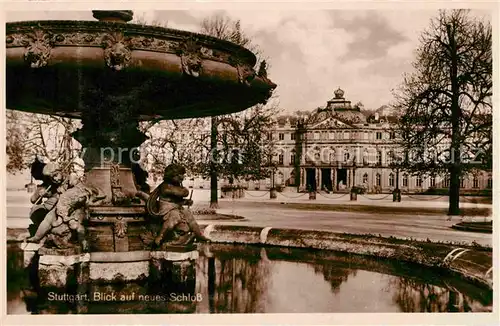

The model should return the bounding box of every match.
[102,32,132,71]
[127,36,176,52]
[13,29,54,68]
[229,55,256,86]
[236,64,256,86]
[113,221,128,238]
[7,30,237,70]
[175,38,203,77]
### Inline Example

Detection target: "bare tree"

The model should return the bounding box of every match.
[199,12,275,208]
[6,110,81,174]
[393,10,492,215]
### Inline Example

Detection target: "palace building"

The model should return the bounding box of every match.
[269,88,491,193]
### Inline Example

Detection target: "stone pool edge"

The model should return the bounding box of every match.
[199,224,494,291]
[6,224,493,291]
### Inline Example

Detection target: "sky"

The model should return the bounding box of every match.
[6,8,492,114]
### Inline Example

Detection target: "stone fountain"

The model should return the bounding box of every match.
[6,10,275,309]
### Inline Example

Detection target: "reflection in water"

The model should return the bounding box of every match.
[389,276,491,312]
[6,243,492,314]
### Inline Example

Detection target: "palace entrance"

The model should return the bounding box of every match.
[306,168,317,191]
[321,168,333,191]
[336,168,347,190]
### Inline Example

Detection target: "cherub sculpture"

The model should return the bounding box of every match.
[138,164,209,248]
[26,159,105,251]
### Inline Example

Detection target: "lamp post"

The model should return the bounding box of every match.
[269,155,277,199]
[350,155,358,201]
[392,152,402,202]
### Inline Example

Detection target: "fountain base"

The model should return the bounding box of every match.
[21,243,198,290]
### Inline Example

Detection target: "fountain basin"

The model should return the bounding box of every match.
[6,19,276,120]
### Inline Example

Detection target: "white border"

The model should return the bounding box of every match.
[1,1,498,325]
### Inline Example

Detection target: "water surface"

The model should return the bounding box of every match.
[6,243,492,313]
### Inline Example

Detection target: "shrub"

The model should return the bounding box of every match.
[350,186,366,194]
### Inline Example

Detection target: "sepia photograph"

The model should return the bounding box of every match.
[2,3,496,323]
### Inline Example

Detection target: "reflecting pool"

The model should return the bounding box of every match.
[6,243,492,314]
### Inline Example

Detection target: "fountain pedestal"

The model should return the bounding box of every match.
[37,247,90,289]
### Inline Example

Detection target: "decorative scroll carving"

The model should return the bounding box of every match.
[20,29,53,68]
[127,36,175,52]
[175,38,202,77]
[113,221,128,238]
[102,32,132,71]
[110,164,128,205]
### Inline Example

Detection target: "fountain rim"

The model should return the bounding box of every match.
[6,19,258,67]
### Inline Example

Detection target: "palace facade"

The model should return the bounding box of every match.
[269,88,492,193]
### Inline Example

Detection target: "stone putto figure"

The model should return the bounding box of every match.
[139,164,209,248]
[26,159,105,251]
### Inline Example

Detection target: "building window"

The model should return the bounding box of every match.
[344,132,349,140]
[291,133,296,140]
[278,133,284,141]
[387,151,393,165]
[376,173,381,187]
[389,132,396,139]
[290,154,295,165]
[402,174,408,187]
[344,151,350,162]
[329,132,335,140]
[430,176,436,188]
[376,151,382,165]
[460,178,465,188]
[363,173,368,184]
[267,133,272,141]
[278,154,284,165]
[376,132,382,140]
[487,177,492,189]
[416,176,422,187]
[314,132,320,140]
[389,173,395,187]
[473,176,479,188]
[364,132,369,140]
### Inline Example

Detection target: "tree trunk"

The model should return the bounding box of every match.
[448,23,461,216]
[210,116,219,209]
[449,166,460,215]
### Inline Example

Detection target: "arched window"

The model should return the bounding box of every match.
[402,174,408,187]
[376,173,381,187]
[344,151,350,162]
[389,173,395,187]
[363,173,368,184]
[416,175,422,187]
